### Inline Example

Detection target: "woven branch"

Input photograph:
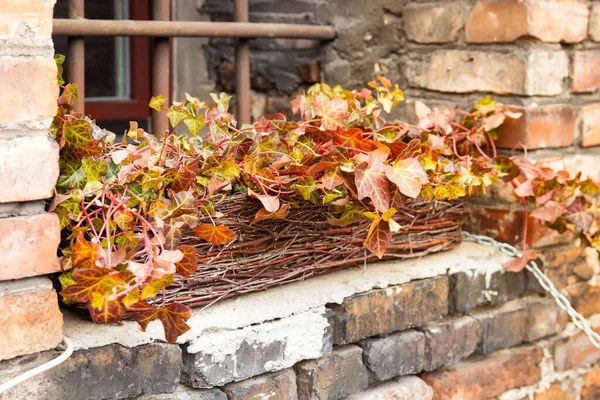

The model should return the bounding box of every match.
[152,195,464,309]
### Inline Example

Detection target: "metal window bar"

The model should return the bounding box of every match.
[53,0,336,136]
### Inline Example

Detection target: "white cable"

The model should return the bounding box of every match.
[0,336,74,394]
[463,232,600,349]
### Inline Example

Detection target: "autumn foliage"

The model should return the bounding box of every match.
[51,55,600,342]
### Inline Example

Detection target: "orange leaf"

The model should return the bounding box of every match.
[355,160,390,213]
[60,268,120,303]
[193,224,236,245]
[175,245,198,277]
[132,303,192,343]
[503,250,539,272]
[363,219,391,259]
[253,203,290,223]
[87,296,126,324]
[72,232,103,268]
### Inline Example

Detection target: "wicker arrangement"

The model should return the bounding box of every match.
[154,194,465,308]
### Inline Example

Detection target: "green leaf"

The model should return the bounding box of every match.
[167,108,188,129]
[141,275,175,300]
[55,54,65,86]
[64,119,93,147]
[183,116,205,136]
[149,95,166,111]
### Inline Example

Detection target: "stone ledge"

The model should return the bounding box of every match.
[62,242,511,351]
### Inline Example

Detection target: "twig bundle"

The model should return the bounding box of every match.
[154,195,464,308]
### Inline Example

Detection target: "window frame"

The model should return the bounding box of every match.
[84,1,151,121]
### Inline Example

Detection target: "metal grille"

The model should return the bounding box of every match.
[53,0,336,135]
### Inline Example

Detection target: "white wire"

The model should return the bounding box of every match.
[0,336,74,394]
[463,232,600,349]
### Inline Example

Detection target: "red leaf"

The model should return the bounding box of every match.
[363,219,391,259]
[175,245,198,277]
[170,159,199,192]
[322,166,345,190]
[193,224,236,245]
[530,201,567,223]
[503,250,539,272]
[355,160,390,213]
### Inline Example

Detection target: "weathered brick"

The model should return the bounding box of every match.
[535,385,574,400]
[0,213,60,280]
[296,345,369,400]
[591,3,600,42]
[223,369,297,400]
[422,347,544,400]
[466,0,588,44]
[360,330,425,382]
[581,368,600,400]
[496,105,577,149]
[346,376,434,400]
[0,56,57,123]
[138,385,227,400]
[0,0,55,48]
[574,284,600,318]
[405,50,568,96]
[422,316,481,371]
[329,277,448,345]
[572,51,600,93]
[554,326,600,370]
[581,104,600,147]
[0,277,62,361]
[0,342,180,399]
[525,298,567,342]
[450,266,525,313]
[573,263,594,281]
[403,3,465,44]
[181,309,330,388]
[472,300,528,355]
[0,135,59,202]
[467,205,575,249]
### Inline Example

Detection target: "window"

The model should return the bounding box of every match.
[53,0,152,132]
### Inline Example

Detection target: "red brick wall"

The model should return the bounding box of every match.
[0,0,62,362]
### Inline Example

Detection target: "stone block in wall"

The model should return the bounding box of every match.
[0,213,60,280]
[572,51,600,93]
[466,0,588,44]
[138,385,227,400]
[471,300,528,355]
[295,345,369,400]
[0,0,55,49]
[422,316,481,371]
[403,2,465,44]
[0,343,181,399]
[0,56,57,123]
[405,50,568,96]
[581,104,600,147]
[496,105,578,149]
[560,324,600,372]
[581,368,600,400]
[591,4,600,42]
[554,326,600,370]
[181,308,331,388]
[422,347,544,400]
[467,205,575,250]
[346,376,434,400]
[328,276,448,345]
[359,330,426,382]
[0,276,62,361]
[535,385,575,400]
[449,265,526,313]
[525,297,567,342]
[222,369,298,400]
[0,135,59,202]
